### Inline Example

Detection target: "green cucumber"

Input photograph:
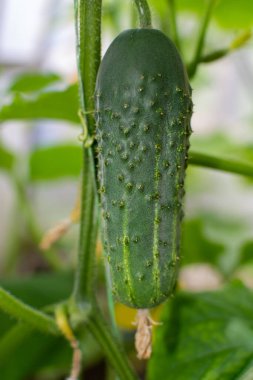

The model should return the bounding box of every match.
[95,29,192,309]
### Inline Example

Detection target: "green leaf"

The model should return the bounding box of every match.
[0,327,70,380]
[178,0,253,29]
[148,283,253,380]
[191,133,253,164]
[29,144,82,181]
[239,241,253,266]
[0,84,79,124]
[215,0,253,29]
[0,271,101,380]
[9,72,60,93]
[0,145,15,172]
[182,218,224,266]
[0,271,73,335]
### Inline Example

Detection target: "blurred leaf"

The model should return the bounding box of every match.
[0,272,101,380]
[182,218,224,266]
[9,72,60,93]
[240,241,253,266]
[29,144,82,181]
[0,84,79,124]
[148,283,253,380]
[182,214,250,276]
[0,328,70,380]
[178,0,253,29]
[0,272,72,379]
[0,271,73,335]
[191,133,253,164]
[215,0,253,29]
[0,145,15,172]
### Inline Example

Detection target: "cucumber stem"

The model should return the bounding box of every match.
[189,151,253,178]
[168,0,181,51]
[72,148,98,303]
[0,287,59,335]
[188,0,217,78]
[134,0,152,28]
[72,2,139,379]
[87,309,138,380]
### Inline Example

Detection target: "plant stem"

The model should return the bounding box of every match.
[134,0,152,28]
[72,2,138,379]
[72,0,101,304]
[73,148,98,303]
[74,0,102,135]
[0,287,59,335]
[198,48,228,63]
[188,0,217,78]
[87,309,138,380]
[190,30,251,66]
[189,151,253,178]
[168,0,181,51]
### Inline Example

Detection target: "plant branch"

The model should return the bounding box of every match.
[188,0,217,78]
[87,309,138,380]
[198,48,228,63]
[72,148,98,303]
[168,0,181,51]
[74,0,102,135]
[134,0,152,28]
[192,30,252,65]
[72,2,139,379]
[72,0,101,304]
[0,287,59,335]
[189,151,253,178]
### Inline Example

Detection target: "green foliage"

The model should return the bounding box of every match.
[0,272,101,380]
[0,83,79,124]
[0,272,72,379]
[181,211,253,278]
[182,218,224,267]
[9,72,60,93]
[148,283,253,380]
[177,0,253,29]
[0,1,253,379]
[29,144,82,181]
[0,145,15,172]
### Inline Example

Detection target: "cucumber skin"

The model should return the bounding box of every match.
[95,29,192,309]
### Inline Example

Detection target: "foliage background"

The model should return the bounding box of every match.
[0,0,253,379]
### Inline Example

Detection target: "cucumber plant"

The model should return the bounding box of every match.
[1,0,253,379]
[95,28,192,308]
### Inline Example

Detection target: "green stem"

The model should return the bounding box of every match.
[188,0,217,78]
[72,3,138,379]
[189,31,251,66]
[0,287,59,335]
[87,310,138,380]
[73,148,98,303]
[72,0,101,303]
[74,0,102,134]
[189,151,253,178]
[168,0,181,51]
[134,0,152,28]
[198,48,228,63]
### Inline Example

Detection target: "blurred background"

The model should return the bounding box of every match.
[0,0,253,379]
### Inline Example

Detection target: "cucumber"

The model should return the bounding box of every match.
[95,29,192,309]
